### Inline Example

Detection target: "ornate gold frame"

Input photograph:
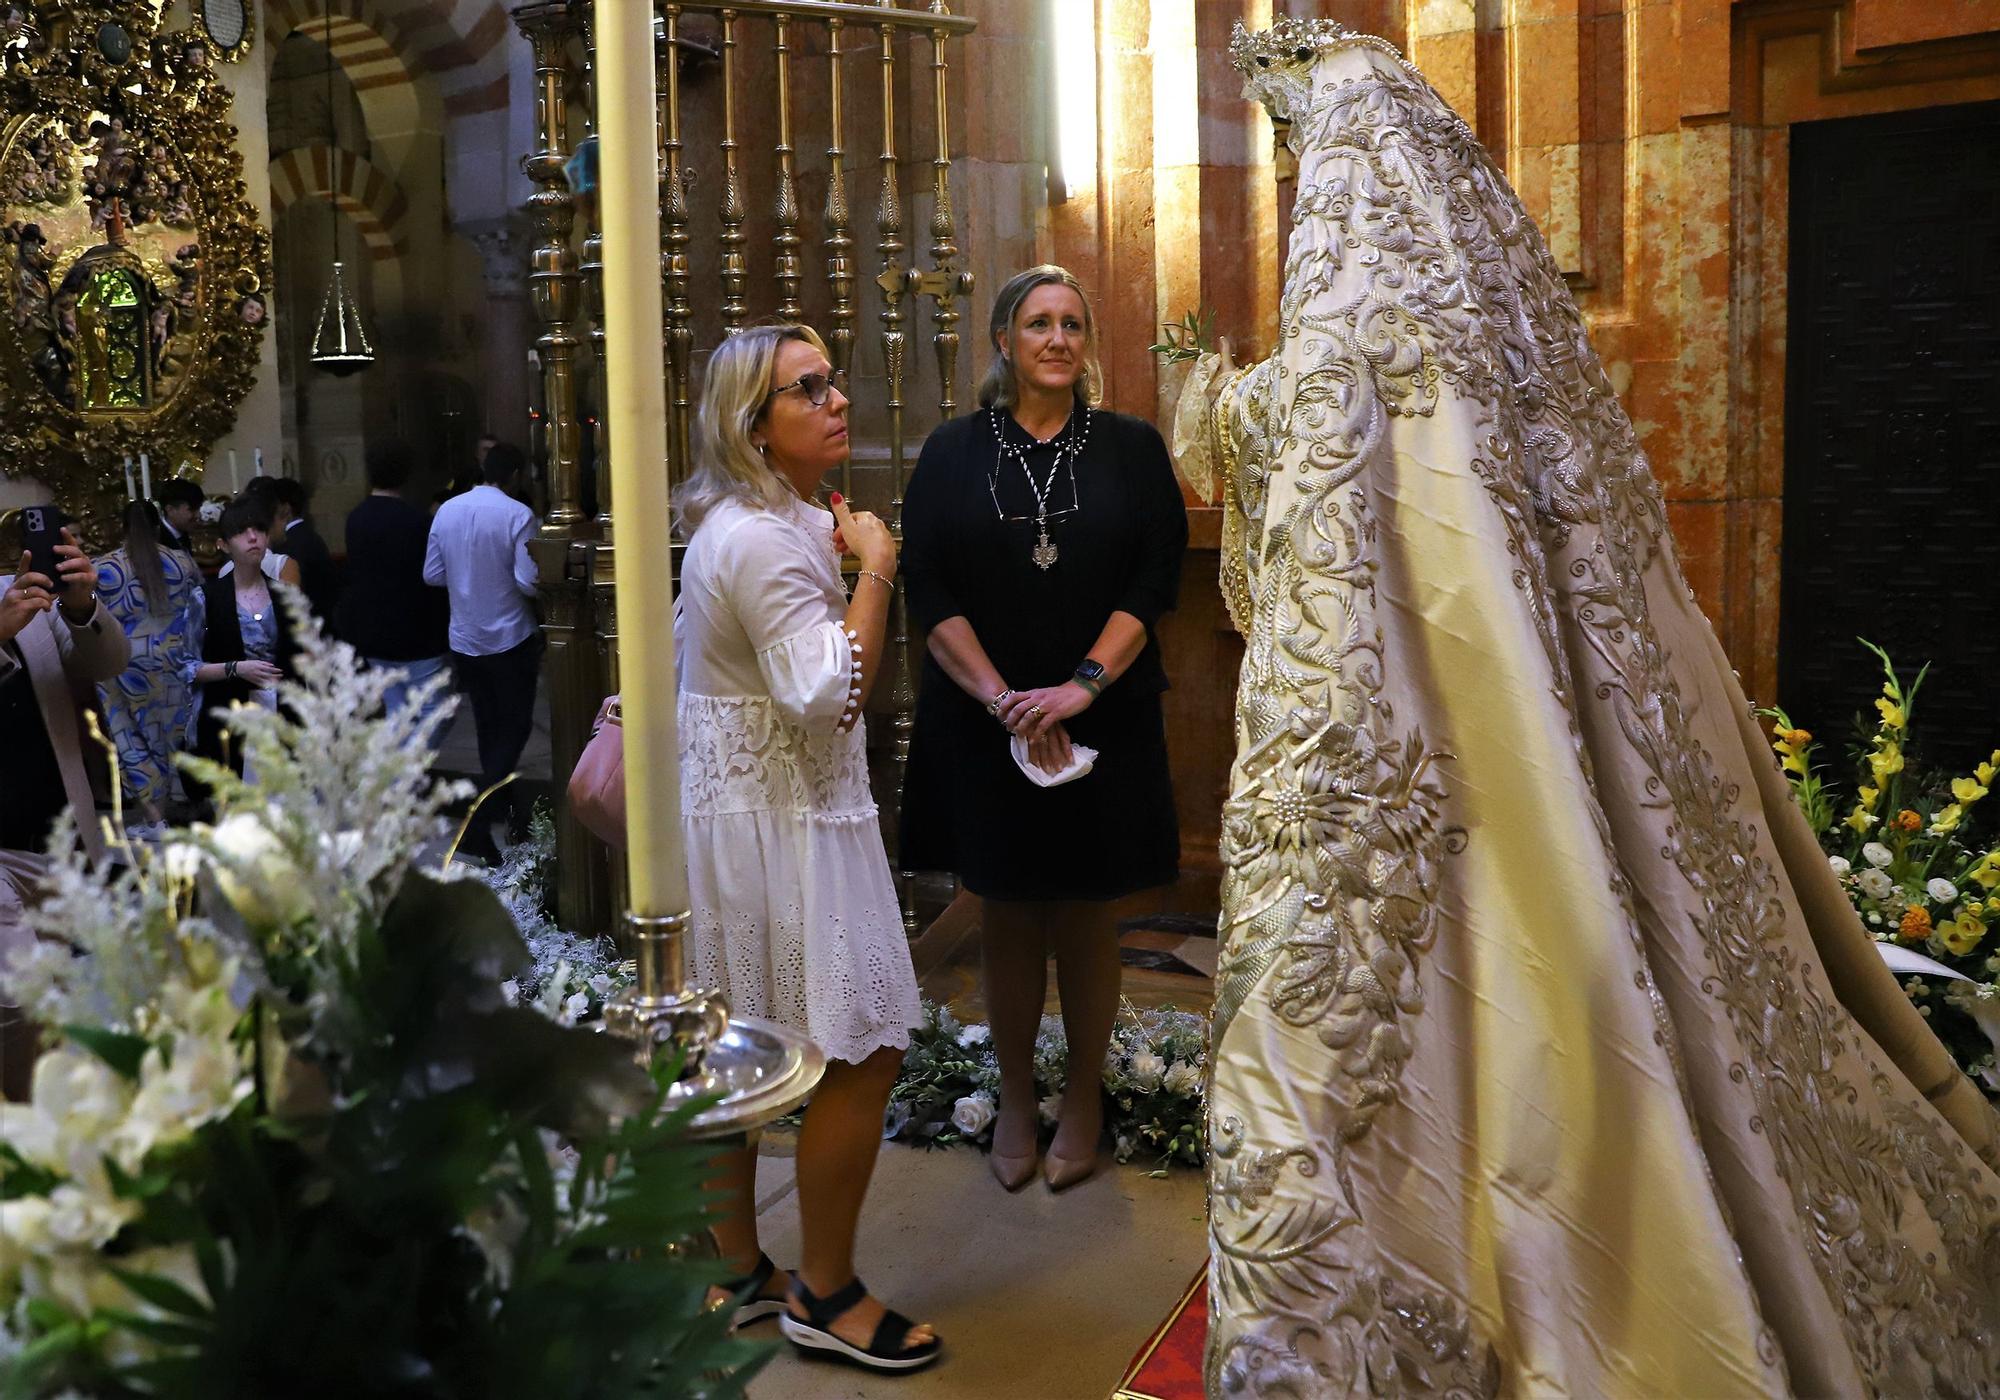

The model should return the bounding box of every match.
[0,1,270,543]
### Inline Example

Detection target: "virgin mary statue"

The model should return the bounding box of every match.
[1179,18,2000,1397]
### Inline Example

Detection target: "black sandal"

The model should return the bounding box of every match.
[715,1251,787,1331]
[780,1276,942,1373]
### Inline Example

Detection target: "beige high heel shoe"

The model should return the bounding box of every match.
[988,1142,1039,1191]
[1041,1144,1100,1192]
[988,1108,1040,1191]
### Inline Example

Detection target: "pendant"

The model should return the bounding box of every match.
[1032,519,1059,571]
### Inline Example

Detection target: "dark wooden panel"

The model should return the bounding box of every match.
[1781,100,2000,770]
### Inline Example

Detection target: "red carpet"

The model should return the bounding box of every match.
[1111,1268,1205,1400]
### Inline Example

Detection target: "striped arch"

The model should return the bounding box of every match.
[272,0,511,117]
[265,0,436,140]
[270,146,410,260]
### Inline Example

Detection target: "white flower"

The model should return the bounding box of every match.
[1038,1093,1064,1127]
[588,972,613,999]
[208,811,310,929]
[564,991,589,1023]
[1858,868,1895,900]
[197,500,222,523]
[1927,877,1958,903]
[949,1093,996,1138]
[159,841,204,882]
[1128,1051,1167,1093]
[1162,1061,1202,1098]
[1826,856,1851,877]
[1862,842,1894,869]
[43,1185,133,1252]
[109,1035,250,1171]
[499,979,519,1005]
[955,1023,991,1049]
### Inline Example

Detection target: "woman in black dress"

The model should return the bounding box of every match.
[901,265,1187,1191]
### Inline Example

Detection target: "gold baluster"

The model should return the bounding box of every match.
[517,1,584,538]
[581,4,611,541]
[661,3,694,486]
[824,17,855,497]
[717,8,747,332]
[771,14,802,321]
[875,4,919,937]
[920,4,966,421]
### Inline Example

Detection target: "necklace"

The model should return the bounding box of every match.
[989,405,1090,570]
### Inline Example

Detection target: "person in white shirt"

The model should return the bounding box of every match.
[423,441,541,859]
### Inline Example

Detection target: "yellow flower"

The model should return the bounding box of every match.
[1931,804,1964,836]
[1939,913,1987,957]
[1858,785,1881,811]
[1977,761,1997,787]
[1973,856,2000,892]
[1875,695,1906,731]
[1781,752,1808,776]
[1845,807,1879,835]
[1867,745,1905,784]
[1899,906,1933,941]
[1952,776,1989,805]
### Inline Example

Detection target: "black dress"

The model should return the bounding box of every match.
[899,406,1187,902]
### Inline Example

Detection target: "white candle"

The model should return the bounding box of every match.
[254,446,264,476]
[139,452,151,501]
[228,449,240,492]
[600,0,686,915]
[123,454,134,501]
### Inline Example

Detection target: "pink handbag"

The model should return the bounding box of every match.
[568,695,626,847]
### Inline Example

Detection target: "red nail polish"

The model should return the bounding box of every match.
[829,491,844,506]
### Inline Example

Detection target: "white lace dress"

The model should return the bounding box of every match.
[676,494,923,1066]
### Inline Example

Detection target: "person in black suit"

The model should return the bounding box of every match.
[339,439,449,726]
[155,478,203,556]
[267,477,341,623]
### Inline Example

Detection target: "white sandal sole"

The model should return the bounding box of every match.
[779,1313,942,1372]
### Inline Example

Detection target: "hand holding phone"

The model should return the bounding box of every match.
[20,505,61,585]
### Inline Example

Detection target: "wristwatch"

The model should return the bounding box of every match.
[1072,659,1106,697]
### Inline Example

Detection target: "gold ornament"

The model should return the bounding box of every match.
[0,1,270,545]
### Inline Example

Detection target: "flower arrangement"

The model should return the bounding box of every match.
[1763,639,2000,1097]
[0,603,762,1398]
[478,809,633,1028]
[884,1001,1207,1171]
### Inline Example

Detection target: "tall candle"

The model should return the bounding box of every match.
[122,454,134,501]
[253,446,264,476]
[139,453,151,501]
[598,1,685,915]
[228,449,240,492]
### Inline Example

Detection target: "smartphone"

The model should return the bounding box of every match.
[20,504,63,585]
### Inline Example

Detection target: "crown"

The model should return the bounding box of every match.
[1227,17,1364,75]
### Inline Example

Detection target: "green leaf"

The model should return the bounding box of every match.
[62,1023,151,1078]
[108,1265,213,1319]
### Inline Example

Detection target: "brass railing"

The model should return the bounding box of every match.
[516,0,977,934]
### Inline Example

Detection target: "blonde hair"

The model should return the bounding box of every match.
[677,322,830,535]
[977,264,1102,411]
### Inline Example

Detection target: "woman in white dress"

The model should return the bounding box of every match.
[677,322,938,1373]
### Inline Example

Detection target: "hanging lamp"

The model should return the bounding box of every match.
[308,20,373,376]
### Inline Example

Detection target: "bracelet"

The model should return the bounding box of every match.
[225,660,238,681]
[855,570,894,590]
[1073,675,1103,699]
[987,687,1014,717]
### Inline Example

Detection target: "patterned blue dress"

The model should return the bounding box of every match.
[95,548,204,813]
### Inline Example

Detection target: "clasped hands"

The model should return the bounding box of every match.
[997,682,1092,774]
[1,530,96,646]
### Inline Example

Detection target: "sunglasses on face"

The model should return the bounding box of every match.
[763,368,848,409]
